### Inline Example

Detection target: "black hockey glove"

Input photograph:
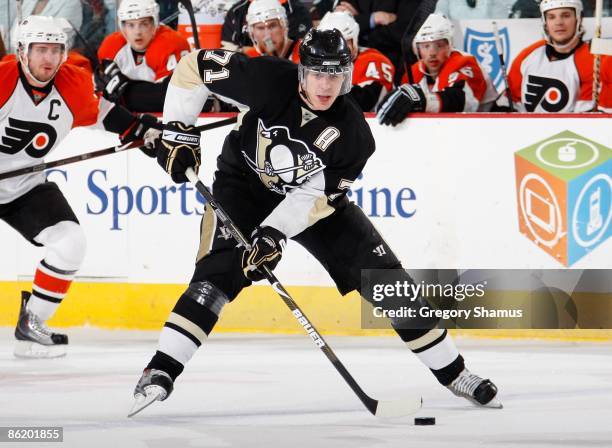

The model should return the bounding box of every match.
[376,84,427,126]
[156,121,201,183]
[95,59,129,103]
[241,226,286,282]
[120,113,160,142]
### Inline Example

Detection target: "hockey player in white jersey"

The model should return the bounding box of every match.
[508,0,611,112]
[0,16,158,358]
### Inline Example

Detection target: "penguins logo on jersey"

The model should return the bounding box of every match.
[524,75,570,112]
[0,118,58,158]
[242,120,325,195]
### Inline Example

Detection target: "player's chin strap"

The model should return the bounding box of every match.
[550,33,583,53]
[276,38,293,59]
[546,26,584,53]
[298,84,317,109]
[19,51,66,87]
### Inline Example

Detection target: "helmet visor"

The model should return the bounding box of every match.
[299,64,353,95]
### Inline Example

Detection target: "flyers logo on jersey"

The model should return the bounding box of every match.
[242,119,326,195]
[0,118,58,159]
[524,75,570,112]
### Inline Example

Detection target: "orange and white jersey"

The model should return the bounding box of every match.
[98,25,190,82]
[401,50,493,112]
[0,60,100,203]
[353,47,394,94]
[508,40,612,113]
[243,39,301,64]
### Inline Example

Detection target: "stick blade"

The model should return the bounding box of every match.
[374,396,423,419]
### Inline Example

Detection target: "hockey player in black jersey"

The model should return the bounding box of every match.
[131,29,501,414]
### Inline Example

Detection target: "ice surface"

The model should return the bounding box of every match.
[1,328,611,448]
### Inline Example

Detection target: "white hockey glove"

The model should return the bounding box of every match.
[376,84,427,126]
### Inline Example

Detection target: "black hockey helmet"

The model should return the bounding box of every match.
[298,28,353,95]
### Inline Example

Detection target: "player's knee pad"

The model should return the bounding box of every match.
[34,221,86,271]
[170,281,230,338]
[183,281,229,318]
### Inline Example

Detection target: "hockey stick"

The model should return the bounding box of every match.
[591,0,603,110]
[178,0,201,49]
[161,1,208,27]
[492,21,514,112]
[400,0,438,85]
[16,0,22,25]
[184,167,422,418]
[0,117,237,181]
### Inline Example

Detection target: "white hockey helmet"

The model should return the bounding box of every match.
[246,0,288,52]
[118,0,160,28]
[540,0,583,16]
[412,13,454,58]
[317,11,360,47]
[17,16,68,85]
[539,0,584,48]
[246,0,288,28]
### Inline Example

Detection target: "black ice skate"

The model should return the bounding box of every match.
[447,368,502,408]
[14,291,68,359]
[128,368,174,417]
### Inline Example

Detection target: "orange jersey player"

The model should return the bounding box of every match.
[318,11,395,112]
[377,14,497,126]
[508,0,611,112]
[243,0,301,62]
[96,0,190,112]
[0,16,158,359]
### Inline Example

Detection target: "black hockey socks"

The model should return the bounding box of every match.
[147,350,184,382]
[155,282,230,376]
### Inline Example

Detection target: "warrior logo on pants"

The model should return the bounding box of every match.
[242,119,326,195]
[0,118,58,158]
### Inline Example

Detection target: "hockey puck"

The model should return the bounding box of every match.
[414,417,436,425]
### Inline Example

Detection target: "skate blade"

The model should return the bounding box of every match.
[463,395,503,409]
[127,389,164,418]
[375,395,423,419]
[14,340,67,359]
[482,397,503,409]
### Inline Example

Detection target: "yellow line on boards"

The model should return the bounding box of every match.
[1,281,611,341]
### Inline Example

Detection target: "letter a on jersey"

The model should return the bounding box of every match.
[0,118,58,158]
[242,119,326,195]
